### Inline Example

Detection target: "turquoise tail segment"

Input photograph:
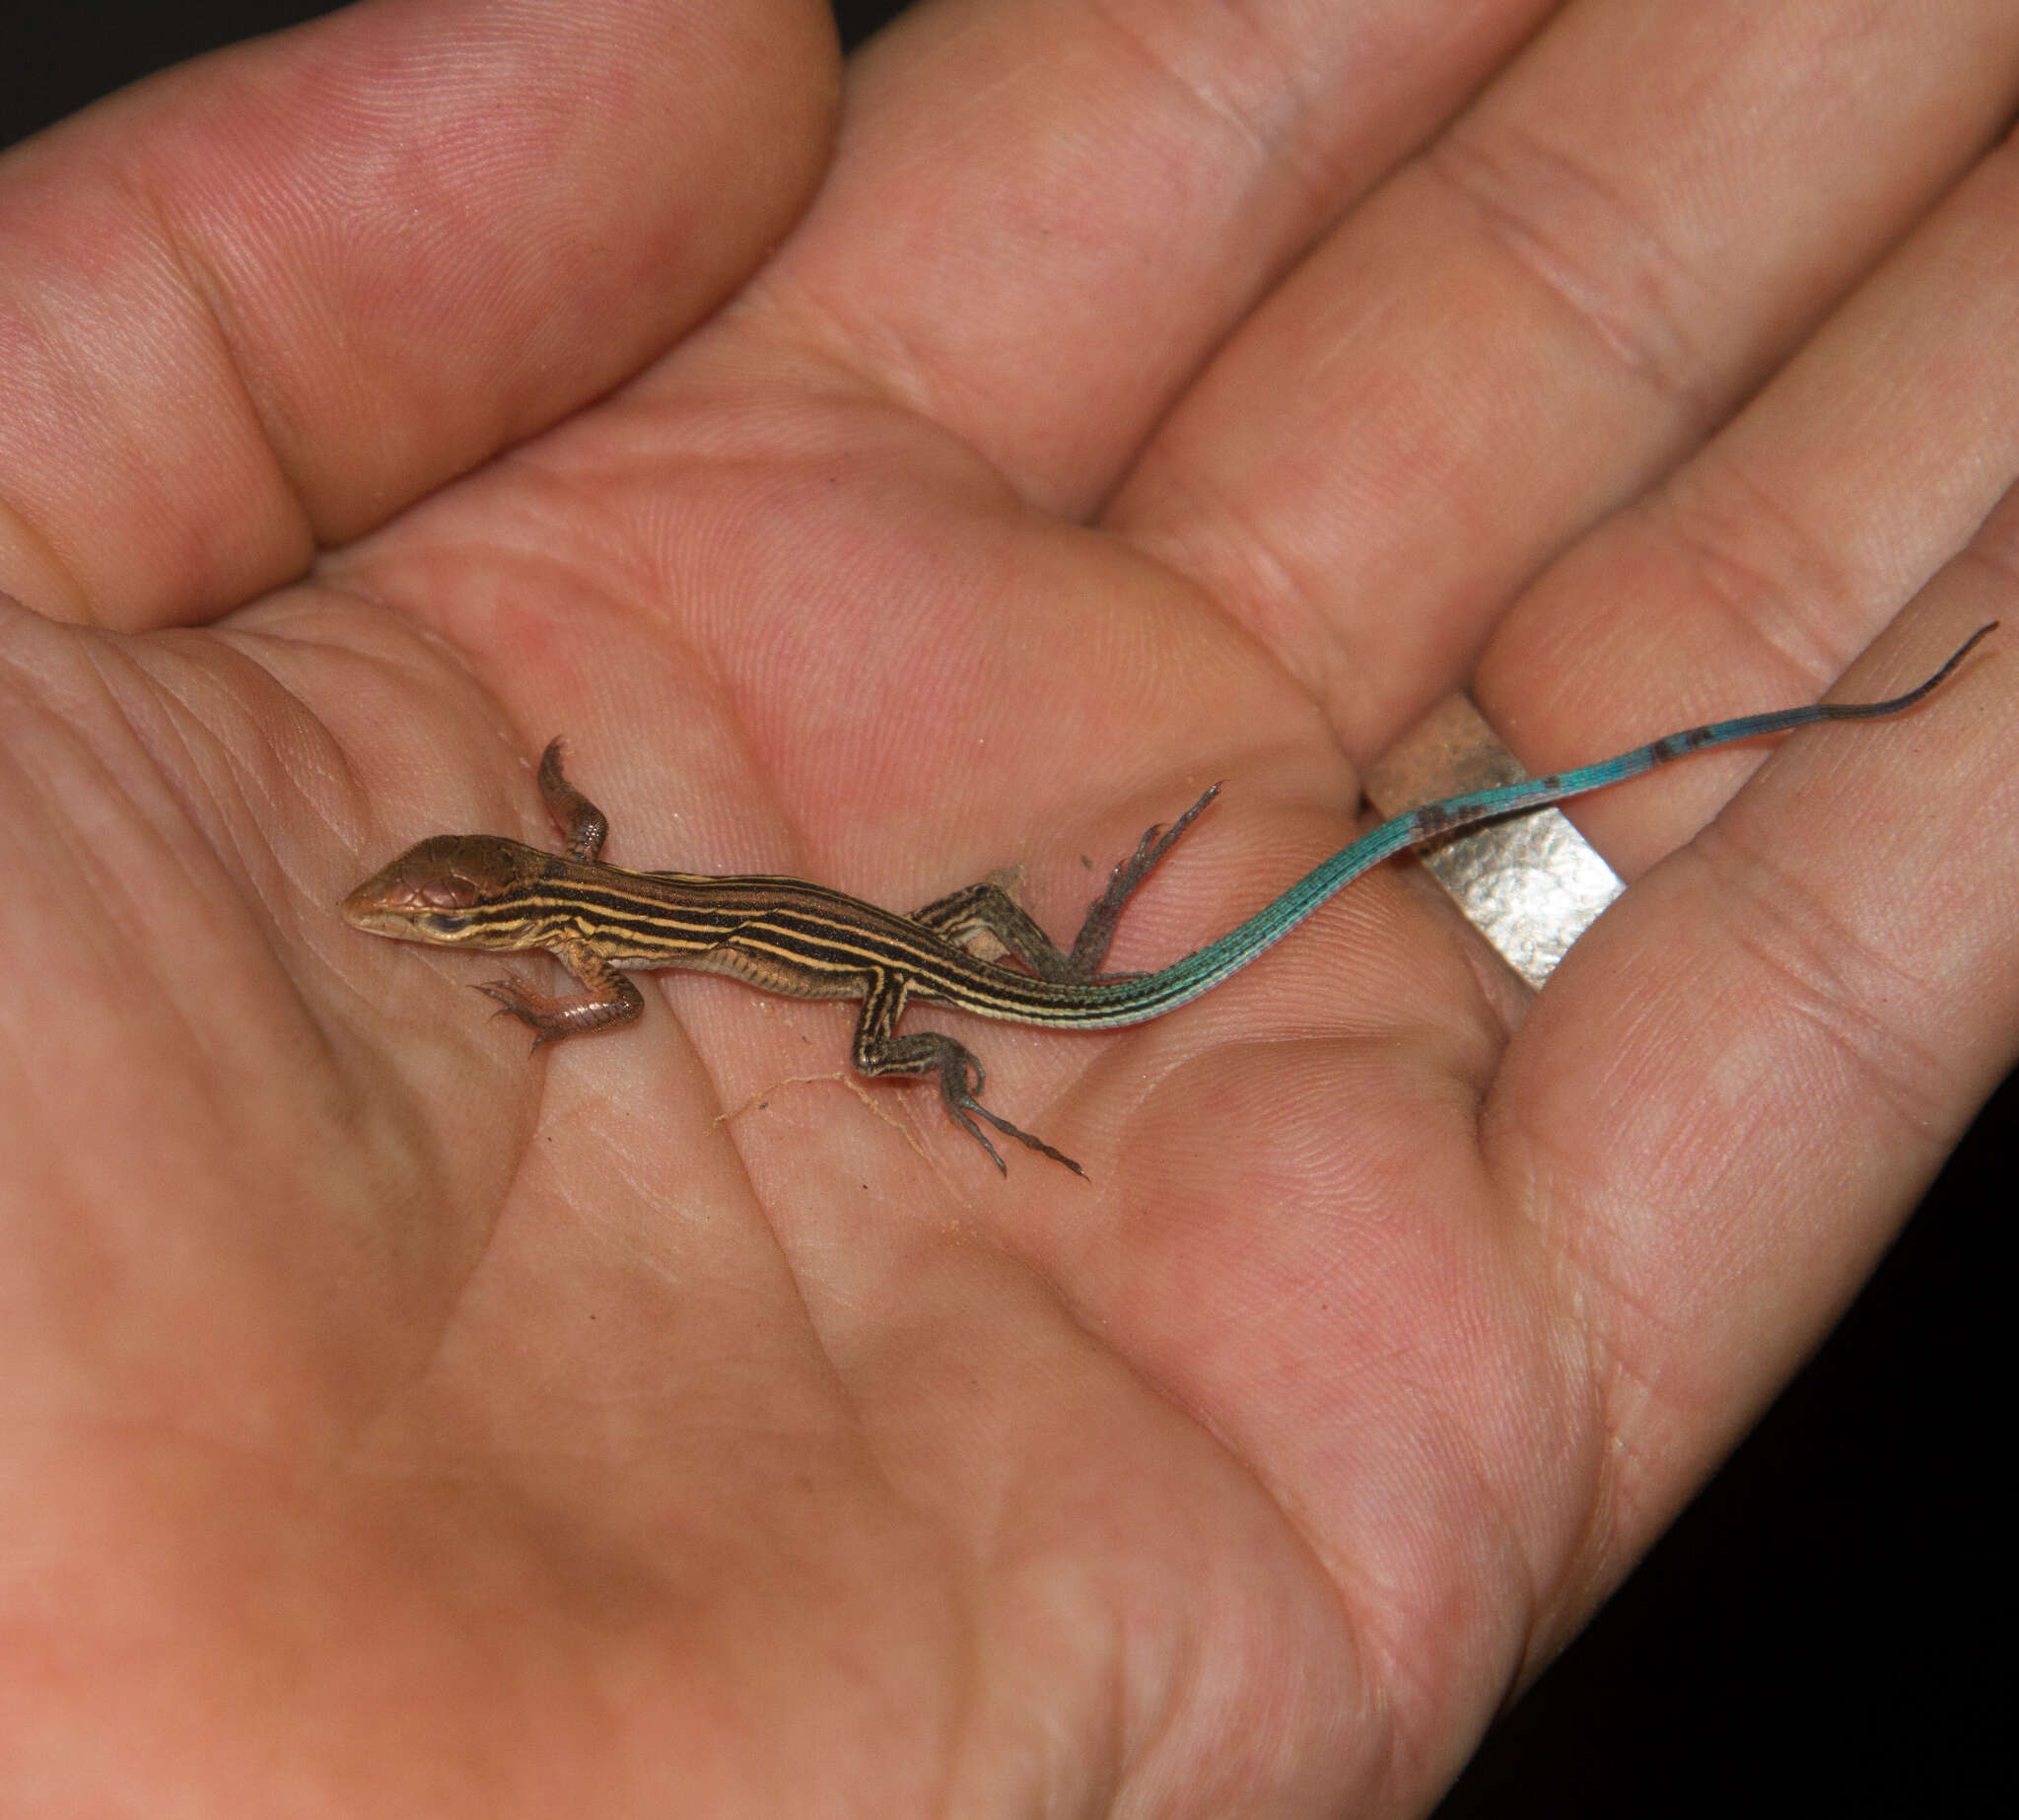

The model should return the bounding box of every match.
[1075,623,1997,1027]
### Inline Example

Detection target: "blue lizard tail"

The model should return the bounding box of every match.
[1054,622,1996,1028]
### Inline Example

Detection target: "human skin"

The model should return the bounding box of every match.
[0,1,2013,1814]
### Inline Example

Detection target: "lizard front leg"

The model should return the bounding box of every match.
[475,938,645,1047]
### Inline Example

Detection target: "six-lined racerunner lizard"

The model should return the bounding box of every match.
[342,624,1994,1176]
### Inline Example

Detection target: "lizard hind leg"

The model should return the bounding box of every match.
[1066,783,1220,976]
[908,784,1221,983]
[857,1027,1085,1178]
[851,973,1086,1176]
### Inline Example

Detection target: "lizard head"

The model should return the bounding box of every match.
[341,835,552,949]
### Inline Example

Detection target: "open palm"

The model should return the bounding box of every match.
[4,2,2013,1811]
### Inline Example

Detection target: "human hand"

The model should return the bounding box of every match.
[2,2,2011,1812]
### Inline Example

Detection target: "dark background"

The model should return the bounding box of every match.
[4,2,2003,1811]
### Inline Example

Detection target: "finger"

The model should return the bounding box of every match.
[1491,560,2017,1612]
[0,0,838,630]
[1107,1,2019,743]
[1476,136,2019,872]
[750,0,1562,516]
